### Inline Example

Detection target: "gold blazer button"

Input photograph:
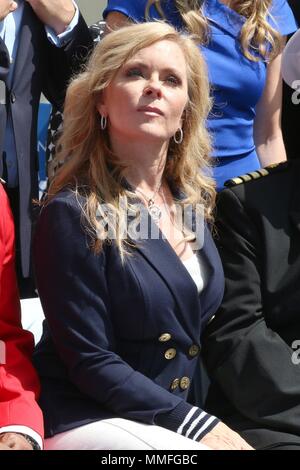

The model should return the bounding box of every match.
[170,378,180,391]
[189,345,200,357]
[180,377,191,390]
[159,333,172,342]
[165,348,177,360]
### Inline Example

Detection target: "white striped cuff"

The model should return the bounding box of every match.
[177,406,219,441]
[155,401,219,442]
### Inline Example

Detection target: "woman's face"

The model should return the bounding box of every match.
[97,39,189,146]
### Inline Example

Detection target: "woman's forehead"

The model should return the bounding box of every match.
[124,40,187,72]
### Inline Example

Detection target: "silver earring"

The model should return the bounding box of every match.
[174,128,183,144]
[100,115,107,130]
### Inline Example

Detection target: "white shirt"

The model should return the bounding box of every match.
[182,253,208,294]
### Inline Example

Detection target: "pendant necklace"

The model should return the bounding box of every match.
[134,181,162,223]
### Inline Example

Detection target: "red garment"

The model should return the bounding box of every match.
[0,183,43,437]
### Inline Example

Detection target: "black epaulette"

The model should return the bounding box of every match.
[224,161,289,188]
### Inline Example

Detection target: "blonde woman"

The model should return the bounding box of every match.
[33,22,252,450]
[104,0,297,189]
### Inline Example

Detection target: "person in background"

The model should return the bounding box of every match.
[33,22,252,450]
[103,0,297,190]
[202,158,300,449]
[203,32,300,447]
[0,0,93,298]
[0,181,43,450]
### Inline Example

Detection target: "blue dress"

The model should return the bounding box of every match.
[103,0,297,189]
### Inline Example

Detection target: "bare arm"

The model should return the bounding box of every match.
[254,39,287,167]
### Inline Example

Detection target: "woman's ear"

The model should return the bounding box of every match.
[96,91,108,117]
[96,102,107,118]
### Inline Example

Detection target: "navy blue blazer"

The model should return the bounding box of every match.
[33,189,224,440]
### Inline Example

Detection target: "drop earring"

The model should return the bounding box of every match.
[100,115,107,130]
[173,128,183,144]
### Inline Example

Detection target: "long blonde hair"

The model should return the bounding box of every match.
[146,0,208,43]
[146,0,282,61]
[46,22,214,258]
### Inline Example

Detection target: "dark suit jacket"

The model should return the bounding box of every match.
[33,189,224,438]
[0,183,43,437]
[0,4,93,277]
[202,160,300,449]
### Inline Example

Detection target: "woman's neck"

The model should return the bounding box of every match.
[111,137,169,192]
[125,160,165,194]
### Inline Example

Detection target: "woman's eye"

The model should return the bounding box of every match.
[126,68,143,78]
[165,75,180,86]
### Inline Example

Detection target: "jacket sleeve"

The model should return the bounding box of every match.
[34,195,219,442]
[0,185,43,438]
[202,188,300,433]
[42,12,94,108]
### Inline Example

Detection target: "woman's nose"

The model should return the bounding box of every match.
[143,81,162,98]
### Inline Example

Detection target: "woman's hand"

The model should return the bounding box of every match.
[0,442,12,450]
[25,0,76,35]
[200,422,254,450]
[0,433,33,450]
[0,1,17,21]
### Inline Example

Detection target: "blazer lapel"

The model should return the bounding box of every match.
[124,189,223,339]
[129,206,204,343]
[135,236,202,343]
[200,226,224,326]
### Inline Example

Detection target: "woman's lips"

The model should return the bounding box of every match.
[138,106,164,116]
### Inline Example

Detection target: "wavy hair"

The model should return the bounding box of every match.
[146,0,208,43]
[146,0,282,61]
[46,22,214,259]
